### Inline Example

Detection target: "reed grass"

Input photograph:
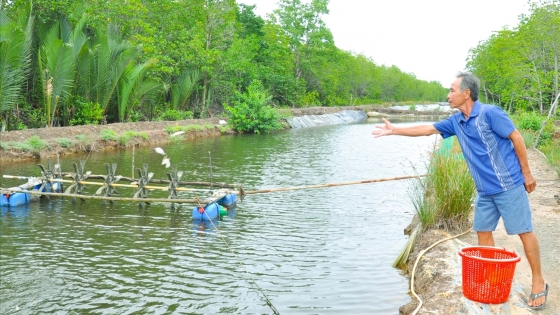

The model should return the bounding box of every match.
[393,138,476,268]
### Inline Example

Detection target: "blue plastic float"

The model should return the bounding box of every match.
[191,193,237,220]
[1,182,62,207]
[217,193,237,207]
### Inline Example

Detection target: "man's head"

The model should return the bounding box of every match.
[448,72,479,108]
[456,72,480,101]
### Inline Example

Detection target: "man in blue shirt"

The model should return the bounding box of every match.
[371,72,548,309]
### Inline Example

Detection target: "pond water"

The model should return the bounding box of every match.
[0,118,440,314]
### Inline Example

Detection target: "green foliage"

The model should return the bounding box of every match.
[165,125,204,134]
[69,100,104,126]
[99,129,118,141]
[468,1,559,114]
[55,138,74,147]
[539,138,560,177]
[157,109,194,121]
[118,130,148,145]
[4,0,448,131]
[519,129,537,148]
[512,111,555,141]
[224,80,282,134]
[0,5,34,129]
[26,135,48,151]
[4,141,32,151]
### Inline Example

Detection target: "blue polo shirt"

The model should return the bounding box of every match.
[433,101,525,196]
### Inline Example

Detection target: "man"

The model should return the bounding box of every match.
[371,72,548,309]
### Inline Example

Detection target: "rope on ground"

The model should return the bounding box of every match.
[410,227,473,315]
[195,198,281,315]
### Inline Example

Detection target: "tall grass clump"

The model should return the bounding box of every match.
[539,140,560,177]
[393,138,476,268]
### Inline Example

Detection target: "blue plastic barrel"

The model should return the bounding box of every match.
[0,191,31,207]
[217,193,237,207]
[192,203,220,220]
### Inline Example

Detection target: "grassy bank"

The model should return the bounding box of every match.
[393,138,476,268]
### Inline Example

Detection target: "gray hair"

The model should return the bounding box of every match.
[456,71,480,101]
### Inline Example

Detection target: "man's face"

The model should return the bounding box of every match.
[447,78,468,108]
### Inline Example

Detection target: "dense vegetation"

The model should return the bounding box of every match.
[0,0,447,132]
[467,0,559,115]
[468,0,559,174]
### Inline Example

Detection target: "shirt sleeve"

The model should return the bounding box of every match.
[486,106,516,138]
[433,116,456,139]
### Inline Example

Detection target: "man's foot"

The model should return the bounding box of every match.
[528,283,549,309]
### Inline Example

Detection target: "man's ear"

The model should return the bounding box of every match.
[464,88,471,100]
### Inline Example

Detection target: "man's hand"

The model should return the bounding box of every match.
[524,173,537,193]
[371,118,394,137]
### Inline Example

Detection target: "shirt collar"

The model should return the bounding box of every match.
[456,100,481,123]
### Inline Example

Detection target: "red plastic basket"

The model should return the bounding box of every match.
[458,246,521,304]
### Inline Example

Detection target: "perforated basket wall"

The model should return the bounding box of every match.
[458,246,521,304]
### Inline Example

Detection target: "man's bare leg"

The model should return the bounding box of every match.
[477,231,495,246]
[519,232,546,308]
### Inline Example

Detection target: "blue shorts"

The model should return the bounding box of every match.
[473,184,533,235]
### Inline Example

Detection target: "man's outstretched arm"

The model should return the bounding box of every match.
[371,118,440,138]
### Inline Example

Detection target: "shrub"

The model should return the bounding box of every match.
[118,131,148,145]
[100,129,118,141]
[223,80,282,134]
[157,109,193,121]
[55,138,74,147]
[69,100,104,126]
[27,135,48,152]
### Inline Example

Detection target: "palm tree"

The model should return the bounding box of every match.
[170,68,201,110]
[0,6,34,131]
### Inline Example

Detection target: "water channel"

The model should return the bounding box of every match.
[0,118,441,314]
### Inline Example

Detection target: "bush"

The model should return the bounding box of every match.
[27,135,48,152]
[100,129,118,141]
[512,111,555,142]
[55,138,74,147]
[157,109,194,121]
[69,100,104,126]
[223,80,282,134]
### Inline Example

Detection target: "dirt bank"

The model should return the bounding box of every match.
[0,105,447,163]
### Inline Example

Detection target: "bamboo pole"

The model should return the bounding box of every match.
[21,190,212,204]
[243,174,427,195]
[2,175,239,194]
[58,173,239,188]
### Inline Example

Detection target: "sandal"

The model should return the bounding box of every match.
[529,283,549,310]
